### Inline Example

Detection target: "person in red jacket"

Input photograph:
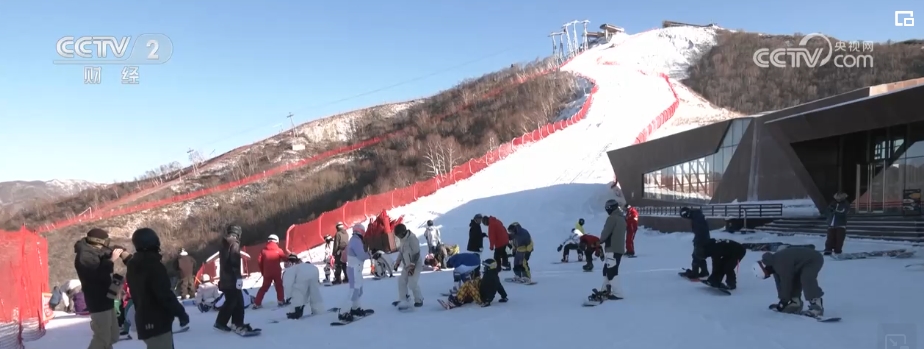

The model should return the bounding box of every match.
[625,205,639,257]
[482,215,511,270]
[579,234,603,271]
[254,234,288,309]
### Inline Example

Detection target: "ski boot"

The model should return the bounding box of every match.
[603,284,622,300]
[586,289,606,304]
[807,298,824,317]
[679,268,700,280]
[561,255,569,263]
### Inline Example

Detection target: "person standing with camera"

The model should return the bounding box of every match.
[74,228,128,349]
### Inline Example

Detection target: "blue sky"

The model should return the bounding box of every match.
[0,0,919,183]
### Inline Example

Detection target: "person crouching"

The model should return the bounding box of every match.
[753,248,826,317]
[702,238,746,290]
[195,275,221,313]
[282,254,325,320]
[439,259,508,309]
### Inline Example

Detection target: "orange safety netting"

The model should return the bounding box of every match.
[0,227,49,349]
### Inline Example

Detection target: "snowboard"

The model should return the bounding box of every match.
[771,308,840,322]
[330,310,375,326]
[269,308,338,323]
[581,288,620,306]
[437,299,455,310]
[504,278,538,285]
[700,280,732,295]
[625,255,638,258]
[678,272,702,282]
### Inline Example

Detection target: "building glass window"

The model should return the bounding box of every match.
[643,119,750,203]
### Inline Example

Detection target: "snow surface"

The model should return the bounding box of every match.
[28,28,924,349]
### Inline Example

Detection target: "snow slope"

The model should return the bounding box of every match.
[28,28,924,349]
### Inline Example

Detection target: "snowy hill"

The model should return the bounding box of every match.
[28,26,924,349]
[0,179,98,214]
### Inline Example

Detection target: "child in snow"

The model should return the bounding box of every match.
[702,239,747,290]
[440,259,508,309]
[557,228,584,263]
[370,250,395,279]
[507,222,534,283]
[753,248,825,317]
[282,254,325,319]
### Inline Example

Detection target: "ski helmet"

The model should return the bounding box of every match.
[287,253,301,264]
[752,261,771,279]
[394,223,409,238]
[578,218,585,226]
[426,220,434,227]
[336,222,345,230]
[604,199,619,215]
[226,225,243,238]
[268,234,279,242]
[482,258,498,270]
[131,228,161,252]
[507,222,520,233]
[201,274,211,282]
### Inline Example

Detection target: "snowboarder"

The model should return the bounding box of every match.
[483,215,512,270]
[126,228,190,348]
[282,254,325,319]
[370,250,395,278]
[175,249,197,300]
[752,248,825,317]
[332,222,350,285]
[392,224,424,309]
[338,223,374,322]
[254,234,288,309]
[557,228,583,263]
[579,234,602,271]
[195,274,221,313]
[214,225,259,335]
[467,215,486,258]
[824,192,849,256]
[507,222,534,283]
[440,259,508,309]
[575,218,586,234]
[625,205,639,257]
[679,207,710,279]
[446,252,482,293]
[52,279,82,313]
[587,199,626,302]
[423,220,442,256]
[702,239,746,290]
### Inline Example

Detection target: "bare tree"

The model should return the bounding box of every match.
[423,135,462,179]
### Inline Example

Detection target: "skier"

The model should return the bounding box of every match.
[824,192,849,255]
[446,252,482,294]
[332,222,350,285]
[337,223,374,322]
[752,248,825,317]
[322,235,334,285]
[625,205,639,257]
[586,199,626,303]
[467,215,486,258]
[507,222,534,283]
[214,225,259,336]
[254,234,288,309]
[483,215,512,270]
[195,275,221,312]
[282,254,325,320]
[126,228,190,348]
[579,234,602,271]
[575,218,586,234]
[370,250,395,279]
[679,207,711,279]
[439,259,508,309]
[702,239,747,290]
[392,223,423,309]
[423,220,442,256]
[176,249,197,300]
[557,228,583,263]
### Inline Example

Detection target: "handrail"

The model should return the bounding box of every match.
[637,203,784,218]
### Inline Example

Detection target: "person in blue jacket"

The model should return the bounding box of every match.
[446,252,481,294]
[507,222,534,283]
[679,207,711,279]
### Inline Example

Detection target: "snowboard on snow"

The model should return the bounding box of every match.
[700,280,732,295]
[581,288,621,307]
[828,249,915,261]
[268,307,338,323]
[329,310,375,326]
[678,272,702,282]
[770,308,840,322]
[504,278,538,285]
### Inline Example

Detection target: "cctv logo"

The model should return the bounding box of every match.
[895,11,914,27]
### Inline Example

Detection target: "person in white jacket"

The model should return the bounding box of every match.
[392,223,423,309]
[282,254,324,319]
[195,275,222,312]
[557,228,584,263]
[423,220,442,255]
[53,279,82,313]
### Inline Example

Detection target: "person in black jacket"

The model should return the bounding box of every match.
[74,228,128,349]
[702,238,747,290]
[126,228,189,349]
[214,225,259,335]
[467,214,487,257]
[679,207,711,279]
[331,222,350,284]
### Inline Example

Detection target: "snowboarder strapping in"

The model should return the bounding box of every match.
[507,222,534,283]
[587,199,626,302]
[702,239,746,290]
[440,259,508,309]
[752,248,825,317]
[625,205,639,257]
[393,224,424,309]
[579,234,602,271]
[338,223,374,322]
[679,207,711,279]
[557,228,583,263]
[282,254,325,320]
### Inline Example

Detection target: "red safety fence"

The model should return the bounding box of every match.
[36,65,568,235]
[0,227,49,349]
[284,75,599,253]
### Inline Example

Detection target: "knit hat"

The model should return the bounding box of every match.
[226,225,242,237]
[86,228,110,246]
[352,223,366,235]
